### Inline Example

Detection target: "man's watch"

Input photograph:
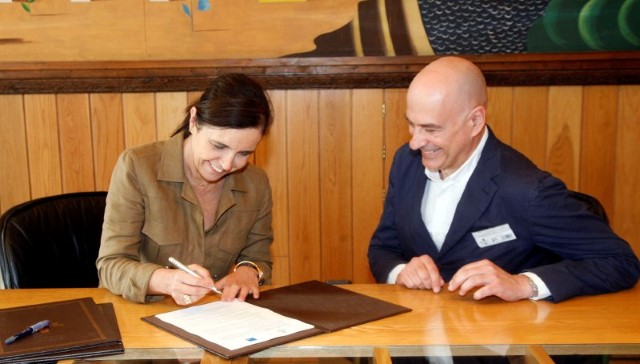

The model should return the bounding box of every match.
[523,274,539,299]
[234,261,265,285]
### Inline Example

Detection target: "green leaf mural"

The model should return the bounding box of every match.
[579,0,636,50]
[619,0,640,45]
[528,0,640,51]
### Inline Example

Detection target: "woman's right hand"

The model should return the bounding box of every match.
[148,265,215,305]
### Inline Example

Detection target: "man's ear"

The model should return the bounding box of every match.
[469,105,486,135]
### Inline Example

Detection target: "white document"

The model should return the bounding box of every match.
[154,300,314,351]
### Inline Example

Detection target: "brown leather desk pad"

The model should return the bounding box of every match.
[143,280,410,359]
[0,298,123,363]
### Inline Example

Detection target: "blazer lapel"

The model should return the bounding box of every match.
[410,172,439,254]
[396,152,439,256]
[438,132,501,256]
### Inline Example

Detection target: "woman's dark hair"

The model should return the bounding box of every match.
[172,73,272,138]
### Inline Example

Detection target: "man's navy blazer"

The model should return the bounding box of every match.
[368,128,640,302]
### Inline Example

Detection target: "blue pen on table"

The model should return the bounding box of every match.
[168,256,222,295]
[4,319,50,345]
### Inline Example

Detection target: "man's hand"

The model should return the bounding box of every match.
[448,259,533,301]
[396,255,444,292]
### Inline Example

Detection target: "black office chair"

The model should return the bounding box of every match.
[0,191,107,288]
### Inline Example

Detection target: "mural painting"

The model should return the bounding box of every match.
[0,0,638,62]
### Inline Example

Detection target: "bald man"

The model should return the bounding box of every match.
[368,56,639,302]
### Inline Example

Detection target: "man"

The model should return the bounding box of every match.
[368,56,639,303]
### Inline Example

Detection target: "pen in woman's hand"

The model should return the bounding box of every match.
[168,257,222,295]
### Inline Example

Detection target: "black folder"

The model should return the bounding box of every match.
[142,280,411,359]
[0,298,123,364]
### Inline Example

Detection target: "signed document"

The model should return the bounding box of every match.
[143,280,411,359]
[154,300,314,351]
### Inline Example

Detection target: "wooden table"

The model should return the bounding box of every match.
[1,284,638,363]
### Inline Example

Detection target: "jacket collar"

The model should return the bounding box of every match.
[157,133,185,183]
[439,126,501,255]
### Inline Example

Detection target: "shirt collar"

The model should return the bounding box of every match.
[158,133,185,182]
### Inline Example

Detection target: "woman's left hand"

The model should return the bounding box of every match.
[216,266,261,302]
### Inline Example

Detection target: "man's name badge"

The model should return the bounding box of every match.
[472,224,516,247]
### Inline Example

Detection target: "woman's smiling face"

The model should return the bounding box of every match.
[187,120,263,184]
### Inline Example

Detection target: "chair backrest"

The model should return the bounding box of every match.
[569,190,610,225]
[0,191,107,289]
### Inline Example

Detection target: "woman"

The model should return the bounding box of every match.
[97,73,273,305]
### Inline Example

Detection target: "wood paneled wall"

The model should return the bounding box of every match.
[1,85,638,286]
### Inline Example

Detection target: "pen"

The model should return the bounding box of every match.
[168,256,222,295]
[4,319,50,345]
